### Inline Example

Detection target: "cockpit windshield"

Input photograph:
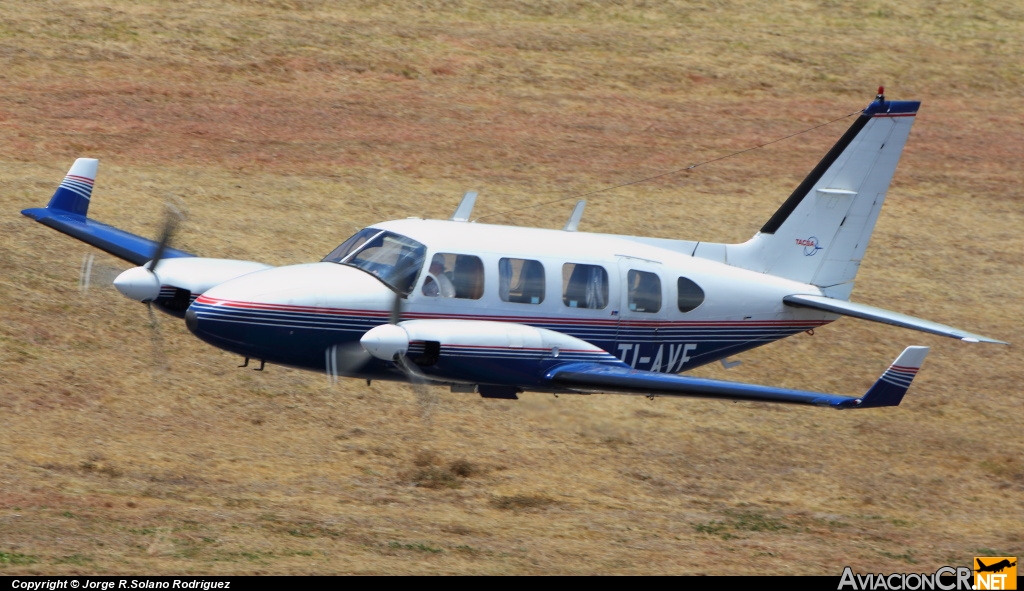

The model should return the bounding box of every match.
[322,228,426,294]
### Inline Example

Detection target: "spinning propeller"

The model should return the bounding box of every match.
[324,291,403,382]
[77,200,188,370]
[112,202,186,303]
[79,253,124,294]
[325,290,438,419]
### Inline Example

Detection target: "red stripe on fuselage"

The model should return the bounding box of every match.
[431,344,601,353]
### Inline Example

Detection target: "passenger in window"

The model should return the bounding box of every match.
[422,254,456,297]
[563,263,608,309]
[628,270,661,313]
[452,255,484,299]
[519,260,545,304]
[500,258,545,304]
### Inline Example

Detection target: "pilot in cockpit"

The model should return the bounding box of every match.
[422,253,456,298]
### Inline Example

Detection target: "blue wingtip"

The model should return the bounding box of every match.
[837,346,930,409]
[21,207,49,220]
[22,158,196,266]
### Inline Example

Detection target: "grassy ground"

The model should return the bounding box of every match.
[1,0,1021,575]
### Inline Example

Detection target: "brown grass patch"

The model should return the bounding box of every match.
[407,451,481,488]
[490,495,557,511]
[1,0,1021,576]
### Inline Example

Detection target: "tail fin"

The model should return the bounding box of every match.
[724,91,919,297]
[46,158,98,216]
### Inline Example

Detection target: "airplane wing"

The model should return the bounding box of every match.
[361,319,928,409]
[22,159,273,305]
[784,294,1008,344]
[22,208,196,266]
[21,158,195,265]
[546,346,929,409]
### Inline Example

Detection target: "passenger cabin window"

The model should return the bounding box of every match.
[627,270,661,313]
[423,253,484,299]
[322,228,426,295]
[677,277,706,313]
[499,258,545,304]
[562,263,609,309]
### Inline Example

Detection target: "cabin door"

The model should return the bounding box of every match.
[615,258,666,370]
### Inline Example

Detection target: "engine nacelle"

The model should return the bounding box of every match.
[115,257,275,305]
[360,319,613,362]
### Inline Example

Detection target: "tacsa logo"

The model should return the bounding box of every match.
[974,557,1017,590]
[795,236,823,256]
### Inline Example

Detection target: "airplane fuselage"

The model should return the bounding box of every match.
[186,218,837,385]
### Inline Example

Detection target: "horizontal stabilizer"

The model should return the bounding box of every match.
[784,294,1008,344]
[546,346,929,409]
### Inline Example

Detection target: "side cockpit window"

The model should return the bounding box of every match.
[677,276,705,313]
[562,263,608,309]
[423,253,484,299]
[499,258,545,304]
[627,270,661,313]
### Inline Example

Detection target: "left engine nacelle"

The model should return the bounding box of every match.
[114,258,275,305]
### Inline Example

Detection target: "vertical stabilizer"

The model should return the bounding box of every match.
[46,158,98,216]
[723,93,919,296]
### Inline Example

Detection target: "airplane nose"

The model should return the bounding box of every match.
[184,306,198,333]
[184,262,398,368]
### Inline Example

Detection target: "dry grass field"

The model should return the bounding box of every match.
[1,0,1022,575]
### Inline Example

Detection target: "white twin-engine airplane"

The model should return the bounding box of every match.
[22,90,1007,409]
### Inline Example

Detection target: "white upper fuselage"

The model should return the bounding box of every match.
[374,217,829,323]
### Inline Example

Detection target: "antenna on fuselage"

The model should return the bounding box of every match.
[450,191,478,222]
[562,200,586,231]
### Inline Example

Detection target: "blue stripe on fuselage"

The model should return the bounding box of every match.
[187,299,827,381]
